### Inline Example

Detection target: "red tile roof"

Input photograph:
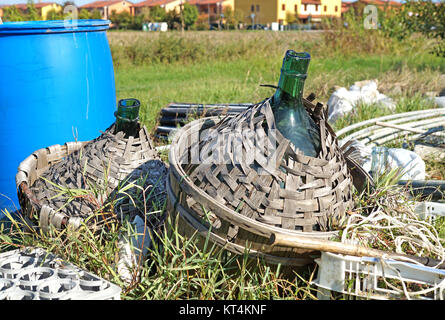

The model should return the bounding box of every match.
[80,0,133,8]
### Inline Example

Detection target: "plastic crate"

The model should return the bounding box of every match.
[0,247,121,300]
[312,201,445,300]
[313,251,445,300]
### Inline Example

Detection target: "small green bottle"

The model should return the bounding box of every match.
[271,50,321,157]
[115,98,141,138]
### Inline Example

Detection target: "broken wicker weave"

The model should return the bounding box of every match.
[16,124,167,232]
[167,94,354,266]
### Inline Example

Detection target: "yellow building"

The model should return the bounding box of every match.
[235,0,341,25]
[37,2,62,20]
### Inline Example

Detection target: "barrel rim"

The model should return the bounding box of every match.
[0,19,110,34]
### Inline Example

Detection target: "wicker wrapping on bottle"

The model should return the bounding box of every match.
[167,94,354,267]
[16,124,168,232]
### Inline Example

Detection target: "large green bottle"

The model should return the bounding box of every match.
[271,50,321,157]
[115,98,141,138]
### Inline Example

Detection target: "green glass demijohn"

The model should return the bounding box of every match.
[115,98,141,138]
[271,50,321,157]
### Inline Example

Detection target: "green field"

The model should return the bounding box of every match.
[111,31,445,135]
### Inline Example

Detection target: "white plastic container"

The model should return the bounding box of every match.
[313,251,445,300]
[0,247,121,300]
[312,201,445,300]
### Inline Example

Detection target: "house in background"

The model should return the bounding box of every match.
[235,0,342,25]
[298,0,342,23]
[132,0,234,17]
[80,0,133,19]
[0,2,62,20]
[189,0,234,16]
[132,0,183,16]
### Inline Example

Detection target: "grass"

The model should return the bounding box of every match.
[0,193,319,300]
[111,31,445,135]
[1,29,445,300]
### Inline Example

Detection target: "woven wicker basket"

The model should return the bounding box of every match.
[16,124,167,232]
[167,96,354,267]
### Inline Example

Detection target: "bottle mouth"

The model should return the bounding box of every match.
[116,98,140,121]
[286,50,311,60]
[281,50,310,79]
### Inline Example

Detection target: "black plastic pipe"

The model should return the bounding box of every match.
[398,180,445,200]
[166,103,252,109]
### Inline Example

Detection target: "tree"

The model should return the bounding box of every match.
[78,9,91,20]
[150,5,167,22]
[234,9,245,29]
[46,8,64,20]
[137,7,151,22]
[2,6,26,22]
[165,9,181,30]
[132,10,150,30]
[381,0,445,56]
[286,11,297,25]
[223,6,236,29]
[182,3,198,30]
[62,1,75,8]
[90,9,103,19]
[110,10,133,29]
[195,13,210,30]
[26,0,41,21]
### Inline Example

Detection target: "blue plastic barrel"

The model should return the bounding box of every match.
[0,20,117,216]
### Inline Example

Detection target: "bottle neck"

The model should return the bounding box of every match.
[273,71,306,107]
[115,98,140,138]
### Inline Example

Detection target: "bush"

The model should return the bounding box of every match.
[78,8,91,19]
[110,10,135,30]
[46,8,64,20]
[165,9,181,30]
[26,1,40,21]
[195,14,210,30]
[320,4,439,57]
[90,9,103,20]
[393,0,444,56]
[2,6,26,22]
[182,3,198,30]
[149,5,167,22]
